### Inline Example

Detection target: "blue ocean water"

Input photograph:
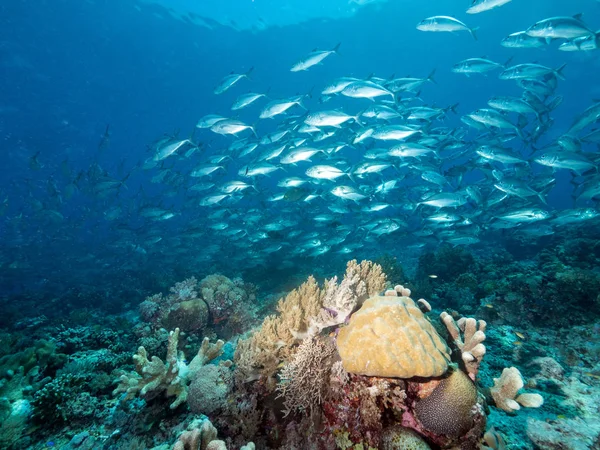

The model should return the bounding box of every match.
[1,0,600,448]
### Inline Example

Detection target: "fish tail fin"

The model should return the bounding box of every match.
[427,69,437,84]
[413,89,425,103]
[538,185,553,205]
[354,114,363,127]
[120,172,131,190]
[447,103,459,115]
[470,27,479,41]
[555,63,567,80]
[332,42,342,54]
[503,56,514,68]
[245,66,255,79]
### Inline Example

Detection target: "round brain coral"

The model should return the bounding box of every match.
[414,369,478,437]
[336,295,450,378]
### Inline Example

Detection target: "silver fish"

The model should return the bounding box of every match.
[417,16,478,40]
[291,43,340,72]
[467,0,512,14]
[214,67,253,95]
[232,92,267,110]
[526,15,594,40]
[501,31,547,48]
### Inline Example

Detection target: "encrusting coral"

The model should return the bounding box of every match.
[490,367,544,414]
[113,328,225,409]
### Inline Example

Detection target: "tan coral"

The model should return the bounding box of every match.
[114,330,224,409]
[113,328,188,409]
[441,312,486,381]
[490,367,543,413]
[336,292,450,378]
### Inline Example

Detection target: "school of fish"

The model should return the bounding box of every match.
[128,2,600,270]
[11,1,600,279]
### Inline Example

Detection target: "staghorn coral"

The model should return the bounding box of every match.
[441,312,487,381]
[337,287,450,378]
[490,367,543,414]
[276,335,337,417]
[113,328,225,409]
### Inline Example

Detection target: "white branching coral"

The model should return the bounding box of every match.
[304,260,387,339]
[490,367,543,414]
[113,328,225,409]
[441,312,486,381]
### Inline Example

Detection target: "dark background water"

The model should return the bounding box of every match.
[0,0,599,313]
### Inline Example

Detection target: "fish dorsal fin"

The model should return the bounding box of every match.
[573,13,583,21]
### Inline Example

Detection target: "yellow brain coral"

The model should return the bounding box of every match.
[336,293,450,378]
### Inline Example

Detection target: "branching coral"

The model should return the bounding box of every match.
[113,328,225,409]
[490,367,543,413]
[441,312,486,381]
[276,335,337,417]
[306,260,387,338]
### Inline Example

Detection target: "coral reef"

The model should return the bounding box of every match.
[1,257,598,450]
[230,269,492,450]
